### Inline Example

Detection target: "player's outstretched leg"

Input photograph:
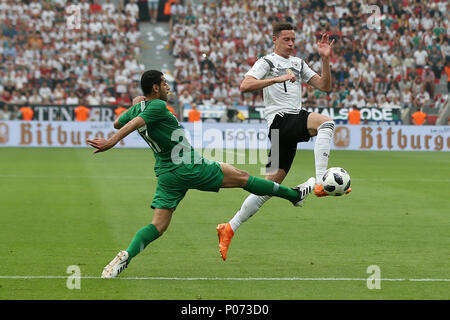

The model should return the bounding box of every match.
[216,193,270,261]
[101,209,173,278]
[292,177,316,207]
[101,250,129,278]
[307,114,351,197]
[313,119,335,197]
[216,167,315,260]
[311,119,352,197]
[216,223,234,261]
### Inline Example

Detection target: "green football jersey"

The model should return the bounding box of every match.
[118,99,201,176]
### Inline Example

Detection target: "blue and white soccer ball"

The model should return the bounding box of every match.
[322,167,351,196]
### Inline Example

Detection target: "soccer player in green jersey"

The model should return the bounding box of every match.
[87,70,315,278]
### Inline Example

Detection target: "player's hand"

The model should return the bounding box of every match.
[132,96,147,105]
[87,138,114,154]
[317,32,335,58]
[275,74,296,83]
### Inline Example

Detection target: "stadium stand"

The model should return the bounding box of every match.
[0,0,448,125]
[0,0,144,107]
[168,0,449,123]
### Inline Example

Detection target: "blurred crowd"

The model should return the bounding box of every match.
[169,0,449,112]
[0,0,144,107]
[1,0,449,122]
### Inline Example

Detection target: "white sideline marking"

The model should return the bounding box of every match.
[0,276,449,282]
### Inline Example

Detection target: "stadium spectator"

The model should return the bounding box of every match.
[38,83,53,102]
[445,60,450,93]
[428,45,443,78]
[401,88,413,109]
[213,83,228,103]
[413,45,428,69]
[416,86,432,108]
[148,0,159,23]
[53,84,66,105]
[0,105,11,120]
[1,91,12,103]
[115,93,132,106]
[10,106,21,120]
[188,104,201,122]
[28,90,42,104]
[90,0,103,13]
[103,90,117,105]
[178,90,193,107]
[341,93,356,108]
[19,106,34,121]
[66,92,80,105]
[74,104,90,122]
[86,90,101,106]
[115,72,130,96]
[422,66,436,97]
[411,108,427,125]
[391,96,402,109]
[125,0,140,20]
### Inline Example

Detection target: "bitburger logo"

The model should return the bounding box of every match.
[334,126,350,147]
[0,122,8,144]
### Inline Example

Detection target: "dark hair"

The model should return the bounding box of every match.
[273,22,295,36]
[141,70,164,95]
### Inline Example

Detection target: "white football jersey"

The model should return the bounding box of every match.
[245,52,317,127]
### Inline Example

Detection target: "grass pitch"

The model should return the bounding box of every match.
[0,147,449,299]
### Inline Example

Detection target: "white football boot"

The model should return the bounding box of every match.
[101,250,129,278]
[292,177,316,207]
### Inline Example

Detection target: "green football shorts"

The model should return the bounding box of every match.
[151,159,224,210]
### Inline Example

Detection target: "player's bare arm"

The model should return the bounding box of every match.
[240,74,296,93]
[88,116,146,153]
[307,33,334,93]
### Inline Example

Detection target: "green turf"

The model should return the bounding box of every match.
[0,147,449,299]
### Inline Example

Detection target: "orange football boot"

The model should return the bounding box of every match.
[315,184,352,197]
[314,184,329,197]
[216,223,234,261]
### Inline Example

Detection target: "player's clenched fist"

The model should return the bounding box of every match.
[275,74,296,83]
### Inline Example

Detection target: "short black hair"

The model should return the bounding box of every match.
[273,22,295,37]
[141,70,164,95]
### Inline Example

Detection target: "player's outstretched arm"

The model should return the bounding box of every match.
[240,74,295,92]
[87,116,146,153]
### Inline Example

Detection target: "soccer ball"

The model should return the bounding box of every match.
[322,167,351,196]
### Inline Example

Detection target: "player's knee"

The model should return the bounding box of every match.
[318,119,335,131]
[237,169,250,187]
[154,223,169,236]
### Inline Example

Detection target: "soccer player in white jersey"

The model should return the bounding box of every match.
[217,22,351,260]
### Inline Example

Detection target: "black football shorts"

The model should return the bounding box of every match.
[266,109,311,174]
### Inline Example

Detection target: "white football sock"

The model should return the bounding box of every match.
[229,194,271,232]
[314,120,335,183]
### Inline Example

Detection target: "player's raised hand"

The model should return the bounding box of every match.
[87,138,114,154]
[317,33,335,58]
[132,96,147,106]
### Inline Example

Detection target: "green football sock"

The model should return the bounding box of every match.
[126,224,160,263]
[244,175,298,202]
